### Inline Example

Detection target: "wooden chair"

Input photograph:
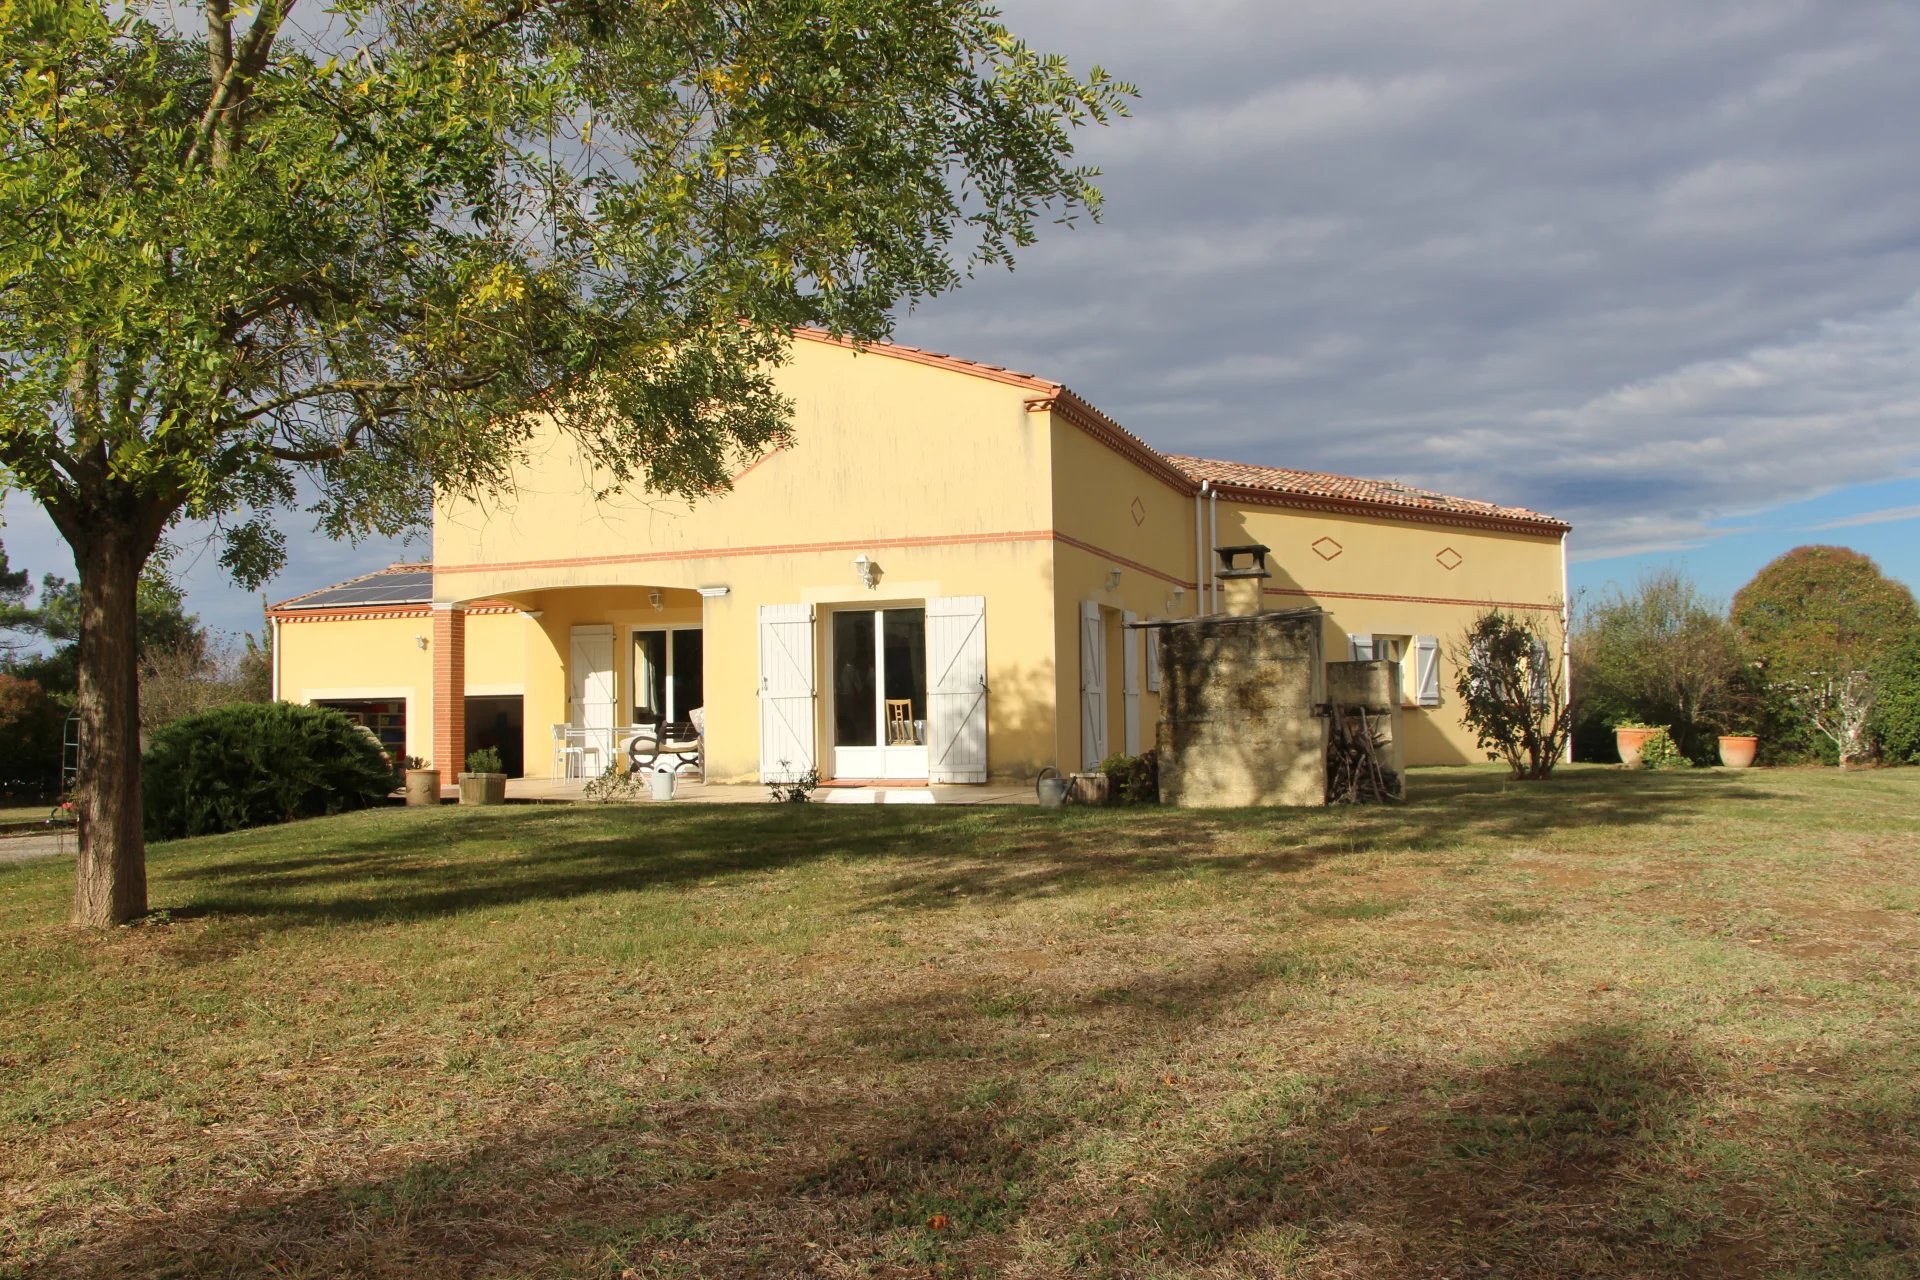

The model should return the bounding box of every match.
[885,699,916,745]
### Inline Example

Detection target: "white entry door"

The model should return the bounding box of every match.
[927,595,987,783]
[830,606,929,780]
[759,604,817,782]
[568,625,616,770]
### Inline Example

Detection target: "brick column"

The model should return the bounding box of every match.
[432,603,466,777]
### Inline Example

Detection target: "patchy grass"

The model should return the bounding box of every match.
[3,764,1918,1278]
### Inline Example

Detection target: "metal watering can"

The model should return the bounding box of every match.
[1035,766,1069,809]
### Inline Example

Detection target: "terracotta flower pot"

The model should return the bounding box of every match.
[1613,727,1658,767]
[404,768,441,807]
[1717,735,1759,769]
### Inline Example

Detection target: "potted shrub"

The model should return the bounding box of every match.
[401,756,441,807]
[1717,731,1760,769]
[459,747,508,805]
[1635,728,1691,770]
[1612,722,1661,767]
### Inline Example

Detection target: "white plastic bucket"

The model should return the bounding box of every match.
[649,769,676,801]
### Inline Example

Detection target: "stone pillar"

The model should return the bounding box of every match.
[432,603,466,776]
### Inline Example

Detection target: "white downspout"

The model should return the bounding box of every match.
[270,616,281,702]
[1208,485,1220,615]
[1193,482,1208,617]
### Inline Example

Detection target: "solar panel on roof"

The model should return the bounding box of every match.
[283,572,435,609]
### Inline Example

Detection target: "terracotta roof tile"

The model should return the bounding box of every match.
[1166,455,1568,530]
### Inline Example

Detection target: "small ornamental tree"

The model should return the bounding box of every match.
[1783,670,1878,768]
[1732,546,1920,767]
[1452,609,1571,781]
[0,0,1132,924]
[1572,569,1748,762]
[1731,546,1919,677]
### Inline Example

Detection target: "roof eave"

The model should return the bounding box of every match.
[1207,480,1571,536]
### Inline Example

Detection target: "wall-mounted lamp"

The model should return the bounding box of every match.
[647,589,663,611]
[1168,586,1186,613]
[1105,568,1124,591]
[854,554,881,590]
[414,634,428,650]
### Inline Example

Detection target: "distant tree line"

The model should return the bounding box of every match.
[1570,546,1920,767]
[0,540,270,799]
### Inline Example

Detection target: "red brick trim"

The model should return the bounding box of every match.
[268,601,519,623]
[794,328,1058,393]
[728,445,788,484]
[1263,585,1562,611]
[431,606,466,774]
[1052,532,1195,590]
[432,529,1056,577]
[1028,392,1201,496]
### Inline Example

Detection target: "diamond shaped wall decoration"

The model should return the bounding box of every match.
[1435,546,1464,571]
[1129,496,1147,526]
[1312,536,1343,561]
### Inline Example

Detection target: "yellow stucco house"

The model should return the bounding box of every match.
[270,330,1570,786]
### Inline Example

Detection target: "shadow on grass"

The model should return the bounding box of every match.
[152,768,1754,928]
[31,979,1911,1279]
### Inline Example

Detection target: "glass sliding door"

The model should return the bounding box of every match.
[830,606,928,779]
[630,627,703,723]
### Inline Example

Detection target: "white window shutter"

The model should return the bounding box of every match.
[758,604,816,782]
[1145,628,1162,694]
[1529,637,1552,708]
[1348,633,1375,661]
[926,596,987,783]
[1415,635,1441,706]
[1122,611,1141,755]
[1080,601,1106,769]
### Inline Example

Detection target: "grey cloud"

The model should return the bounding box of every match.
[900,0,1920,561]
[15,0,1920,636]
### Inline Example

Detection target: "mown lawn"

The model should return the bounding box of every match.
[3,766,1918,1279]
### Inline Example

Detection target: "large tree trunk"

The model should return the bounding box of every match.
[70,522,153,926]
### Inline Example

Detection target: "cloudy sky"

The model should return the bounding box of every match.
[5,0,1919,634]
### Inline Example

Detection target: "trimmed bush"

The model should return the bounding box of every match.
[143,702,396,840]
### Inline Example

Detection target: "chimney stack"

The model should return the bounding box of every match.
[1214,544,1272,616]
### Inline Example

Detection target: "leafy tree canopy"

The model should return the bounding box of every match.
[1730,546,1920,679]
[0,539,32,646]
[0,0,1131,923]
[0,0,1131,583]
[1572,568,1748,759]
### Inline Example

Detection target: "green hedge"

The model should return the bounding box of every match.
[1873,633,1920,764]
[143,702,396,840]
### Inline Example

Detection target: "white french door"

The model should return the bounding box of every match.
[829,606,928,780]
[568,625,616,768]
